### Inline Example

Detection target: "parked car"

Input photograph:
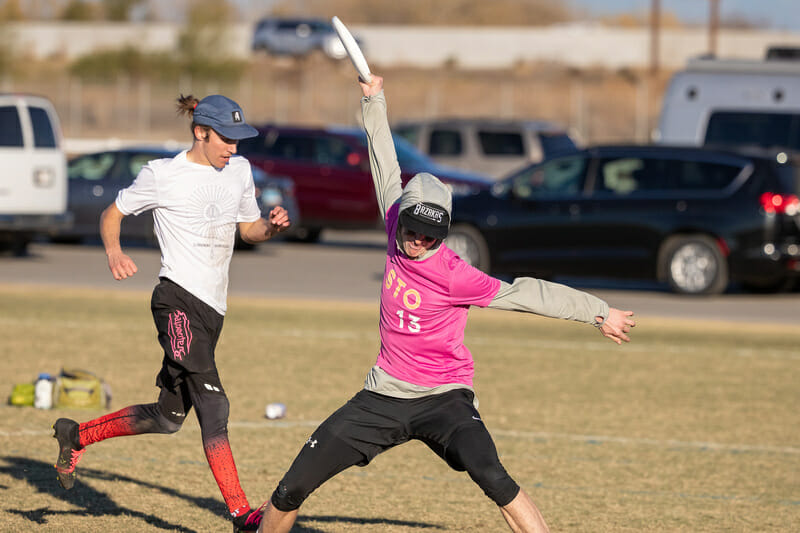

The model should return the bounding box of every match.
[393,118,579,180]
[52,148,299,246]
[238,124,493,242]
[251,17,357,60]
[0,93,70,254]
[445,145,800,295]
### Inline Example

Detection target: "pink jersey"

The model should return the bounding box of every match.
[376,203,501,387]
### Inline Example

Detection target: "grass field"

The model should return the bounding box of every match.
[1,284,798,532]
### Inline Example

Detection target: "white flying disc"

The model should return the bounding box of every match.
[332,16,372,83]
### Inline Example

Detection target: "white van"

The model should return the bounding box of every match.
[655,55,800,152]
[0,94,70,254]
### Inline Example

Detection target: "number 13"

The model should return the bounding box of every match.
[396,310,421,333]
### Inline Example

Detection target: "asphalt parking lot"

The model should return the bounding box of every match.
[1,231,798,325]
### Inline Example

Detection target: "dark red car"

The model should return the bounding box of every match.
[238,124,492,241]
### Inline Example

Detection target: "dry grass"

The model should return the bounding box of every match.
[1,284,798,532]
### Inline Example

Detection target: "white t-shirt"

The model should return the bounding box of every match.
[116,150,261,315]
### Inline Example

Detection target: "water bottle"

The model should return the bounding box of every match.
[34,373,53,409]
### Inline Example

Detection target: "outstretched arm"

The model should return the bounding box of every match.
[488,277,635,344]
[100,202,138,280]
[359,75,403,223]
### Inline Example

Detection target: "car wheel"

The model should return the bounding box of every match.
[446,224,490,272]
[659,235,728,295]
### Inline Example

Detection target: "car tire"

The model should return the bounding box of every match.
[659,235,728,295]
[446,224,490,273]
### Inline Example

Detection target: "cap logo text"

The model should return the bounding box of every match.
[232,110,242,123]
[413,203,444,223]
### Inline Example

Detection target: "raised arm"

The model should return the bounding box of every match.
[359,75,403,223]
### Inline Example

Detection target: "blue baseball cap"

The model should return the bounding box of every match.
[193,94,258,140]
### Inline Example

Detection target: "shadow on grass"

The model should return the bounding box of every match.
[292,515,445,531]
[1,456,445,532]
[0,455,225,532]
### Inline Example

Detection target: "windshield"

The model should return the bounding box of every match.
[352,132,434,170]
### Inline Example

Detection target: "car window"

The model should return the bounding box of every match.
[539,132,577,156]
[128,154,159,178]
[673,159,744,190]
[264,134,316,162]
[315,137,352,166]
[478,131,524,156]
[394,125,419,147]
[597,156,745,194]
[68,153,116,181]
[392,135,436,170]
[704,111,800,151]
[429,129,463,156]
[598,158,644,195]
[0,106,24,147]
[29,107,57,148]
[511,155,587,198]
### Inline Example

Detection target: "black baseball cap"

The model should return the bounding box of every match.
[399,201,451,240]
[193,95,258,140]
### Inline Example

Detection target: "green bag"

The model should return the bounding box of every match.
[54,369,111,410]
[8,383,35,407]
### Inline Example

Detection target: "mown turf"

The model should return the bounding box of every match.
[1,284,797,532]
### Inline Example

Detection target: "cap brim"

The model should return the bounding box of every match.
[399,211,449,240]
[211,123,259,140]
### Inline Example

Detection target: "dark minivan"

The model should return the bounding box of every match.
[445,145,800,294]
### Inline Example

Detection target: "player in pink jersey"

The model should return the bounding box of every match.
[256,75,635,533]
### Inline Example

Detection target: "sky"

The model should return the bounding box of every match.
[571,0,800,32]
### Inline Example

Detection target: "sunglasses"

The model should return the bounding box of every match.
[402,228,437,243]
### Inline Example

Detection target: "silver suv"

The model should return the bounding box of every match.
[251,17,353,60]
[394,118,579,180]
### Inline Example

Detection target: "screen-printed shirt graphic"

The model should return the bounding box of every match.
[116,151,261,315]
[376,203,501,388]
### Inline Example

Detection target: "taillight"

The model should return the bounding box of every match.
[760,192,800,215]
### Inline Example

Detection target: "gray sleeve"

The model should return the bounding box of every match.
[361,91,403,222]
[487,277,609,327]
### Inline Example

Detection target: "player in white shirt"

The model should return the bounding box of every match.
[52,94,288,532]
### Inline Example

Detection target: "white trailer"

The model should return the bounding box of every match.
[655,56,800,152]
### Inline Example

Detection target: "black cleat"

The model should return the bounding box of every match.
[52,418,85,490]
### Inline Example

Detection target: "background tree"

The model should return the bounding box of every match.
[59,0,98,21]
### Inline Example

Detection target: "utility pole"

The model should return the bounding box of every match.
[650,0,660,74]
[709,0,720,57]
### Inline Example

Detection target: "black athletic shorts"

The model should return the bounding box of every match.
[303,388,505,470]
[274,388,520,508]
[151,277,225,382]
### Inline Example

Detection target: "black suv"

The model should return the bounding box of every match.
[445,145,800,294]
